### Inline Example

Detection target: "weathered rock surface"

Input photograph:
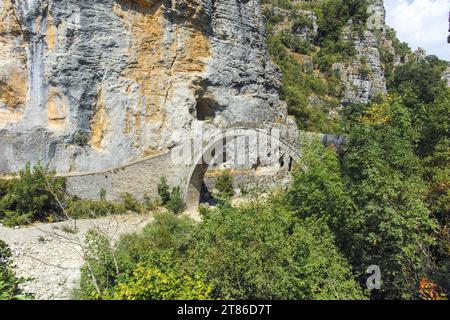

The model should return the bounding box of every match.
[337,0,389,106]
[272,7,318,42]
[444,67,450,87]
[0,0,288,174]
[413,47,428,63]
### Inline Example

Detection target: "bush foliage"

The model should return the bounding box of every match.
[0,164,66,226]
[215,170,235,199]
[0,240,30,300]
[79,204,366,300]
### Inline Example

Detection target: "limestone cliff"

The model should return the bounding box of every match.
[264,0,410,110]
[0,0,287,174]
[443,66,450,87]
[337,0,389,106]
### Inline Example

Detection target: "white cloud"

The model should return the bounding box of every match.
[384,0,450,61]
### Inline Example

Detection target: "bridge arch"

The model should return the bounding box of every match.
[183,127,301,209]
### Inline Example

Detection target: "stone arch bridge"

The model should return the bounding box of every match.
[63,125,343,209]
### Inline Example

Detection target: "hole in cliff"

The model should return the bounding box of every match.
[279,156,285,168]
[288,157,293,172]
[195,98,216,121]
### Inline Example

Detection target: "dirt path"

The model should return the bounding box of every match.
[0,214,153,300]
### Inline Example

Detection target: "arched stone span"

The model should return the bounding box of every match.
[62,128,346,206]
[184,127,301,209]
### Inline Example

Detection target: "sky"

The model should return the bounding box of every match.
[384,0,450,61]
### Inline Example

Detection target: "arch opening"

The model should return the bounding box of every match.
[184,129,301,210]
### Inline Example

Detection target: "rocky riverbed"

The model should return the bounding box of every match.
[0,214,153,300]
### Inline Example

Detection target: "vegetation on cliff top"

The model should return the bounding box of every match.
[263,0,371,132]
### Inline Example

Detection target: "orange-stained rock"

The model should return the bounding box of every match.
[0,0,28,126]
[90,85,109,149]
[47,86,68,129]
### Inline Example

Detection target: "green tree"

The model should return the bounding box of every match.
[188,197,366,300]
[340,100,438,299]
[392,56,447,105]
[0,163,66,226]
[387,55,449,295]
[286,139,356,255]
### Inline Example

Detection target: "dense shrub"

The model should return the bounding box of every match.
[166,187,186,214]
[0,164,66,226]
[281,32,311,54]
[120,193,142,213]
[189,199,366,300]
[292,13,314,31]
[0,179,12,199]
[77,215,203,299]
[0,240,29,300]
[215,170,235,199]
[157,177,171,205]
[113,266,212,300]
[79,204,366,300]
[72,130,88,146]
[142,194,159,211]
[0,164,161,227]
[66,199,125,219]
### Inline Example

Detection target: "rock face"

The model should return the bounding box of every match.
[0,0,287,174]
[267,0,400,108]
[336,0,389,106]
[291,9,319,42]
[0,0,29,126]
[444,67,450,87]
[413,47,427,63]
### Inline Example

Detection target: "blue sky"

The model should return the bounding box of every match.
[384,0,450,61]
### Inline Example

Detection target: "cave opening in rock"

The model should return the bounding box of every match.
[195,97,216,121]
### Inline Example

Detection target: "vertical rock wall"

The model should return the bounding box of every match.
[0,0,288,174]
